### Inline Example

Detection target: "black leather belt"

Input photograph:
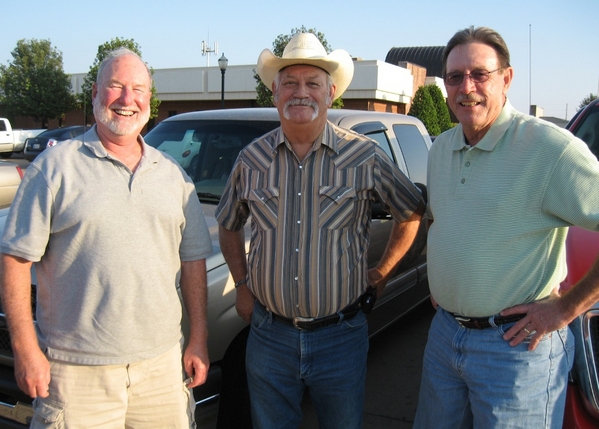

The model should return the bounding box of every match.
[454,313,526,329]
[270,299,363,330]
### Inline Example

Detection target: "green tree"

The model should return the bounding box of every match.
[0,39,75,128]
[255,26,344,109]
[409,85,440,136]
[426,85,453,133]
[79,38,160,123]
[578,93,598,111]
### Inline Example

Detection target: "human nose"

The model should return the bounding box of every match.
[458,74,477,93]
[117,86,135,105]
[294,82,310,97]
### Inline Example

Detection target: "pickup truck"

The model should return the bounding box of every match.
[0,118,44,159]
[561,98,599,429]
[0,108,433,427]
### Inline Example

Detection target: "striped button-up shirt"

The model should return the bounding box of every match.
[216,121,422,318]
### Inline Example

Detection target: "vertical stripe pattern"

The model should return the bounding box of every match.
[217,121,422,318]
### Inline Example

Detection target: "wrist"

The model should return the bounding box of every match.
[234,277,248,288]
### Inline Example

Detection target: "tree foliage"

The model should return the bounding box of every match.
[578,93,598,111]
[408,85,441,136]
[255,26,343,109]
[79,38,160,122]
[0,39,76,127]
[426,85,453,133]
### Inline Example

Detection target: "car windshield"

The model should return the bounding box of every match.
[36,127,88,139]
[38,128,74,138]
[145,119,279,203]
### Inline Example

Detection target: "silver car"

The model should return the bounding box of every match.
[0,108,433,427]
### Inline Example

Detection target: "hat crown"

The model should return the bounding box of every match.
[282,33,327,60]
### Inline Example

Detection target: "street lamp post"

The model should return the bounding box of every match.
[218,53,228,109]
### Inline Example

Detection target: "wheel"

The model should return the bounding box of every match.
[215,326,252,429]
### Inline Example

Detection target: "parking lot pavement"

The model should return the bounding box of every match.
[300,301,436,429]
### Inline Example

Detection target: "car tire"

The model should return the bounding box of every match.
[215,326,252,429]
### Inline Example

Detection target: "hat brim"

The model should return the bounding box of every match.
[257,48,354,100]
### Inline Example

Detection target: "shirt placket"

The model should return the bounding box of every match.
[455,147,475,199]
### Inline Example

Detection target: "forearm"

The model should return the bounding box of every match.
[560,253,599,321]
[0,254,37,352]
[180,259,208,345]
[218,226,247,283]
[375,205,424,279]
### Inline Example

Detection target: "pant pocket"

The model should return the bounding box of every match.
[183,382,197,429]
[30,398,65,429]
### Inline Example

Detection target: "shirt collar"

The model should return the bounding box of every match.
[272,120,339,155]
[451,99,516,152]
[81,124,159,169]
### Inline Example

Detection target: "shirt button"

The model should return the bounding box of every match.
[298,192,301,196]
[465,161,471,167]
[461,178,466,184]
[295,248,299,252]
[297,220,301,224]
[294,276,298,281]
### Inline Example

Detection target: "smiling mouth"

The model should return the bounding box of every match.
[113,109,136,117]
[459,101,480,107]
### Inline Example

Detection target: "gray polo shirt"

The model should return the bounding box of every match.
[1,126,212,365]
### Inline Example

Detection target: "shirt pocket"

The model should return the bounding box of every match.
[319,186,359,230]
[248,187,280,230]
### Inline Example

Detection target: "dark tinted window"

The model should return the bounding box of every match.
[362,130,395,163]
[0,121,6,132]
[145,119,279,203]
[393,124,429,185]
[571,105,599,159]
[38,128,75,138]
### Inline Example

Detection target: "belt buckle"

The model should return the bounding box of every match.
[292,316,315,330]
[454,316,471,327]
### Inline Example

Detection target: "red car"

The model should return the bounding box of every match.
[561,97,599,428]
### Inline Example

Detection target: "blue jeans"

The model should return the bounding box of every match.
[413,307,574,429]
[246,302,369,429]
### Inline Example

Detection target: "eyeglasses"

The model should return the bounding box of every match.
[443,68,503,86]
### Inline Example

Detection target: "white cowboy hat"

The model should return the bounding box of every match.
[256,32,354,100]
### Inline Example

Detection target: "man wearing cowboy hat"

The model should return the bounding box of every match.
[216,32,425,428]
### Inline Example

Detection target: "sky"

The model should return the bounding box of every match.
[1,0,597,120]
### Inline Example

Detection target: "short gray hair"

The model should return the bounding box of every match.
[96,47,152,86]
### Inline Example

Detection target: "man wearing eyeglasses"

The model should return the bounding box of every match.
[414,26,599,428]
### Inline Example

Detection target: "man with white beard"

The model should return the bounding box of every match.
[216,32,425,429]
[0,47,212,428]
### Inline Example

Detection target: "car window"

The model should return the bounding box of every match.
[362,130,395,163]
[145,120,279,203]
[38,128,72,138]
[393,124,429,185]
[572,107,599,159]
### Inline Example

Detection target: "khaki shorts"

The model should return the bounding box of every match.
[30,343,195,428]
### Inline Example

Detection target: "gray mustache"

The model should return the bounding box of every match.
[286,98,318,109]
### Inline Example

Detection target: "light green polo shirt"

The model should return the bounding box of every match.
[427,100,599,317]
